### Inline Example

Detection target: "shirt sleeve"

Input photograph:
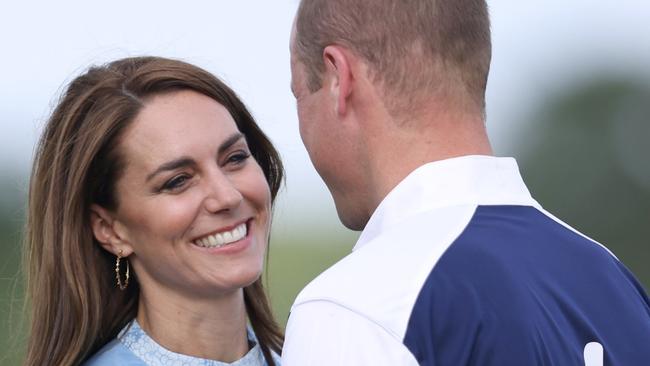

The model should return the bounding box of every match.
[281,300,419,366]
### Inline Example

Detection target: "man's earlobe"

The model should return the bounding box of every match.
[323,45,353,116]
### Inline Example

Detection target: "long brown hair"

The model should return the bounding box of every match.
[24,56,284,366]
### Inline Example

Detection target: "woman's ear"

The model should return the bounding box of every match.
[89,204,133,257]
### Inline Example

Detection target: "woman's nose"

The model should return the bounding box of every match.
[203,171,243,214]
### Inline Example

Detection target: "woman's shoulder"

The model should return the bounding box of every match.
[82,338,144,366]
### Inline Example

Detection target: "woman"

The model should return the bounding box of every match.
[23,56,284,365]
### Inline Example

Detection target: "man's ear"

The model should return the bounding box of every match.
[89,204,133,257]
[323,45,353,116]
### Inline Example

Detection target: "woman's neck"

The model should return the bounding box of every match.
[135,287,249,362]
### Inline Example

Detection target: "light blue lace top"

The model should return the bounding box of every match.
[84,320,280,366]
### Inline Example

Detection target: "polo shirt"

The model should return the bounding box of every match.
[282,155,650,365]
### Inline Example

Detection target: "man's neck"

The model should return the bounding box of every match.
[363,112,493,215]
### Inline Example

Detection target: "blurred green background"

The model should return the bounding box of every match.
[2,74,649,364]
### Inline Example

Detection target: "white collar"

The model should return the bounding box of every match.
[355,155,538,251]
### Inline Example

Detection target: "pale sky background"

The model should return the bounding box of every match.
[1,1,649,234]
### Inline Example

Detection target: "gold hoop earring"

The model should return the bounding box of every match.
[115,249,130,290]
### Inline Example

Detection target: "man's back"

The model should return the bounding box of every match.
[283,157,650,365]
[405,204,650,365]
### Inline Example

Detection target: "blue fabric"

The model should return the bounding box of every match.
[84,320,280,366]
[403,205,650,365]
[84,337,145,366]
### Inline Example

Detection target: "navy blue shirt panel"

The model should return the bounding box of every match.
[403,205,650,365]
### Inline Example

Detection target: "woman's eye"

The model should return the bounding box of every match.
[227,151,251,165]
[161,174,190,191]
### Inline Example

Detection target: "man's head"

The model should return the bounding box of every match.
[290,0,492,229]
[292,0,491,116]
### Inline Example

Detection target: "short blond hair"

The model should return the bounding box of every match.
[294,0,491,115]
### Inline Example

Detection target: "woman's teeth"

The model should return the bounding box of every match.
[194,223,247,248]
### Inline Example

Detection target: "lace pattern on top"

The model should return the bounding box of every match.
[118,320,271,366]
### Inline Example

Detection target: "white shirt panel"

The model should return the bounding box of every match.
[283,301,418,366]
[283,204,479,365]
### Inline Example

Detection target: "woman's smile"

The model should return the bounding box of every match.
[192,220,249,249]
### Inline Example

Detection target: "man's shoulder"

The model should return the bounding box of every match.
[292,204,480,338]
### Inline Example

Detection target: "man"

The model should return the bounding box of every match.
[283,0,650,365]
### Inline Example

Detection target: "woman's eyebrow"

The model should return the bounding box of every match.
[218,132,245,155]
[145,157,196,182]
[145,133,245,183]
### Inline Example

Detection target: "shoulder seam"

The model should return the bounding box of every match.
[533,206,618,260]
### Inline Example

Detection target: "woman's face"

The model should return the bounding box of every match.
[111,90,271,298]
